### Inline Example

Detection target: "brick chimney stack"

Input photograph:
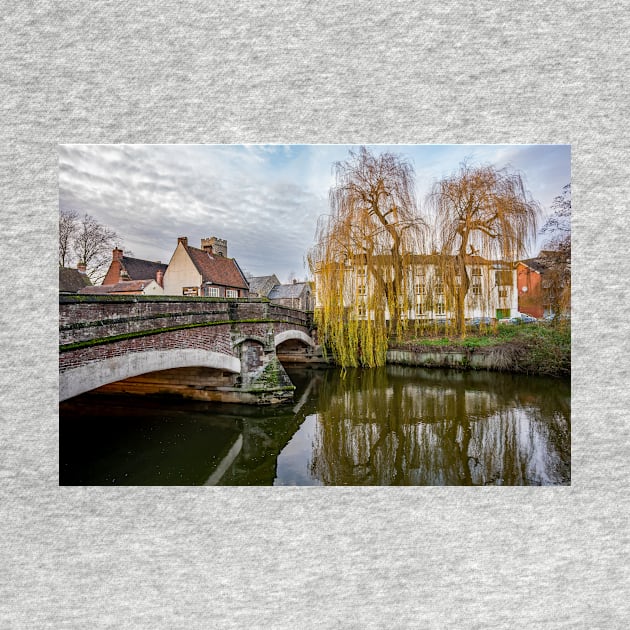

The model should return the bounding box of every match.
[77,262,87,274]
[178,236,188,247]
[156,269,164,287]
[112,248,123,262]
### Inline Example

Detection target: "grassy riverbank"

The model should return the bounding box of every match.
[389,322,571,377]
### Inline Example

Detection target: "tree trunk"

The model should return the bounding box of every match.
[455,236,469,337]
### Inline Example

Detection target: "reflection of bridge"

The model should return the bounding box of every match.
[59,296,318,404]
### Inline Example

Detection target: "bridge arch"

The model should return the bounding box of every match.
[232,335,269,348]
[274,330,315,348]
[59,349,240,401]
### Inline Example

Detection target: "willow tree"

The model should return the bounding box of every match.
[308,147,425,367]
[430,163,540,337]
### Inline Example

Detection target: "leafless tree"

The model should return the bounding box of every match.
[542,183,571,256]
[72,213,119,283]
[59,208,78,267]
[540,184,571,318]
[430,163,541,336]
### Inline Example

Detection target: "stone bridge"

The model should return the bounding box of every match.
[59,295,319,404]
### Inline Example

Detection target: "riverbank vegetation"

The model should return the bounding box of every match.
[389,321,570,377]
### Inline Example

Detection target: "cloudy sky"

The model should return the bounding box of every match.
[59,144,570,283]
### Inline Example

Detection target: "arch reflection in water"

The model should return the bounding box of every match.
[59,366,570,486]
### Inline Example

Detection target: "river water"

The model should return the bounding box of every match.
[59,365,570,486]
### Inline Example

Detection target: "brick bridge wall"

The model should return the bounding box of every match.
[59,295,315,403]
[60,296,310,345]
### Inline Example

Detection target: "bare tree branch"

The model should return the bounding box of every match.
[430,162,541,336]
[308,146,427,367]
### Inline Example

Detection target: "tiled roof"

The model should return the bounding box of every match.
[79,280,156,294]
[248,275,280,296]
[59,267,92,293]
[121,256,167,280]
[268,282,309,299]
[520,258,548,273]
[185,246,249,290]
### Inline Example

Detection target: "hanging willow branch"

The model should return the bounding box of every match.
[308,147,427,367]
[429,163,541,337]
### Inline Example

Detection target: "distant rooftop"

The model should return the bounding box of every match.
[248,275,280,296]
[80,279,156,294]
[268,282,309,300]
[59,267,92,293]
[119,256,167,281]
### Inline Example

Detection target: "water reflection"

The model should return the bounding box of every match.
[304,367,570,486]
[59,366,570,486]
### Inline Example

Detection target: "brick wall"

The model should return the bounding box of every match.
[59,324,235,372]
[59,296,313,373]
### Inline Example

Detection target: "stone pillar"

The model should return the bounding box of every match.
[235,337,295,404]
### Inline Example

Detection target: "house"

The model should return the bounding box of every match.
[517,252,570,318]
[59,263,92,293]
[162,236,249,298]
[79,279,164,296]
[517,259,545,319]
[268,281,314,311]
[247,274,281,299]
[313,254,519,322]
[101,248,167,294]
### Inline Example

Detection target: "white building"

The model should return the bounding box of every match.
[314,255,519,322]
[163,236,249,298]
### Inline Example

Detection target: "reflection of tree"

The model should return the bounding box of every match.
[310,367,570,485]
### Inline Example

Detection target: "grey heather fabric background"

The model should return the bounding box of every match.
[1,1,628,628]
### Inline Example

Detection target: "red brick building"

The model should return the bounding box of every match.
[102,248,167,289]
[516,259,545,319]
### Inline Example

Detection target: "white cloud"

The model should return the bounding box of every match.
[59,144,570,282]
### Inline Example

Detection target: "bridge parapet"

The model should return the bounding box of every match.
[59,295,317,404]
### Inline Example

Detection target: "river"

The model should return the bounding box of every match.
[59,365,570,486]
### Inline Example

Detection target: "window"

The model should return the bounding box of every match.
[472,267,482,277]
[357,283,367,296]
[435,280,444,295]
[207,287,220,297]
[436,302,446,315]
[498,288,509,299]
[472,274,482,296]
[226,289,238,298]
[415,301,425,316]
[357,302,367,317]
[495,270,512,286]
[415,282,426,296]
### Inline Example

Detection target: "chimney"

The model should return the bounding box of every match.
[77,262,87,274]
[178,236,188,247]
[202,236,227,257]
[156,269,164,287]
[112,248,123,262]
